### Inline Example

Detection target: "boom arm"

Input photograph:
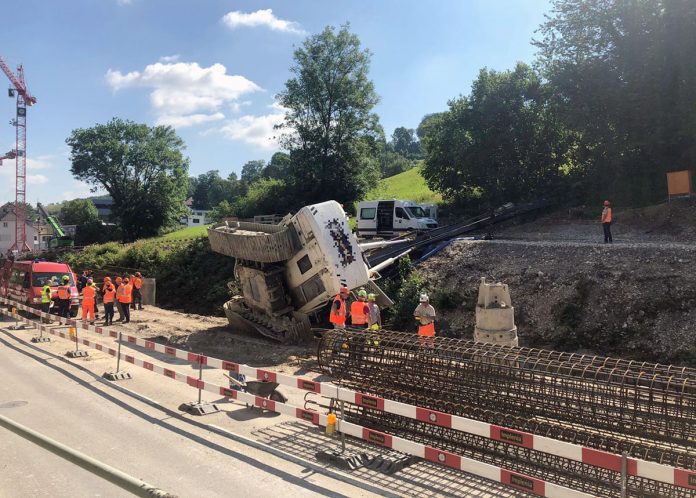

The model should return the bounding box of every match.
[0,56,36,105]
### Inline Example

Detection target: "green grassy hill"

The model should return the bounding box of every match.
[366,166,441,204]
[156,224,211,241]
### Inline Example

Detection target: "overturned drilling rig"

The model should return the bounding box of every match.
[318,330,695,497]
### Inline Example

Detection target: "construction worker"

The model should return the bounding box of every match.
[102,280,116,326]
[414,293,436,347]
[56,275,71,318]
[601,200,613,244]
[367,293,381,331]
[132,272,143,310]
[329,285,350,329]
[350,288,370,328]
[40,279,53,324]
[114,276,124,322]
[81,278,97,324]
[117,277,132,323]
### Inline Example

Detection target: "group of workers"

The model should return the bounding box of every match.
[329,285,437,343]
[40,270,145,326]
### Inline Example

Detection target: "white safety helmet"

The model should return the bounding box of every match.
[419,293,429,303]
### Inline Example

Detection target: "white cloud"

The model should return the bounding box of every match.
[27,174,48,185]
[61,181,95,201]
[221,9,305,35]
[26,154,54,171]
[157,112,225,128]
[159,54,180,63]
[218,107,285,149]
[106,61,261,129]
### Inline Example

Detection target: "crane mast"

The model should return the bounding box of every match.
[0,55,36,253]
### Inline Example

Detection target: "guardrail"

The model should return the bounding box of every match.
[1,295,694,495]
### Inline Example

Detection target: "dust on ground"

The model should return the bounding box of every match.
[106,306,320,376]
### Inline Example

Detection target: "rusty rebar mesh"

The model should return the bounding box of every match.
[317,330,695,494]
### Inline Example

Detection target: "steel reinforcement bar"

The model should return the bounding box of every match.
[317,330,695,465]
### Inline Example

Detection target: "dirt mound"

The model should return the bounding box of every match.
[419,240,696,365]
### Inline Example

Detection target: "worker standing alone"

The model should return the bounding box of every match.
[350,289,370,329]
[367,293,381,331]
[601,200,613,244]
[329,285,350,329]
[414,293,436,347]
[81,278,97,324]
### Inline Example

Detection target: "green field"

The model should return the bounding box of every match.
[157,224,211,240]
[366,166,442,204]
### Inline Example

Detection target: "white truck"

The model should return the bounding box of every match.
[356,200,438,238]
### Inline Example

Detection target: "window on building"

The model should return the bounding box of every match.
[2,222,7,228]
[192,218,200,224]
[34,235,38,241]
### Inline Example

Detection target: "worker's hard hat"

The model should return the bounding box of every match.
[370,323,380,331]
[358,289,368,298]
[62,275,69,282]
[135,272,142,277]
[368,293,377,301]
[124,277,130,283]
[87,278,93,285]
[339,285,350,296]
[104,276,111,282]
[604,200,610,206]
[419,293,429,302]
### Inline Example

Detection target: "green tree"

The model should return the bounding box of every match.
[235,178,293,218]
[263,152,292,181]
[59,199,99,225]
[241,160,266,185]
[535,0,696,205]
[66,118,189,241]
[277,24,381,207]
[422,63,575,209]
[391,127,421,159]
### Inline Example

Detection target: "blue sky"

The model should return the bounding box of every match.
[0,0,551,205]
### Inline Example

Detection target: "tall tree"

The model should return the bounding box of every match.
[277,24,381,207]
[535,0,696,204]
[391,127,421,159]
[66,118,189,241]
[422,63,575,209]
[240,160,266,185]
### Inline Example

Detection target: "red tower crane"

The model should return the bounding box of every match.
[0,55,37,252]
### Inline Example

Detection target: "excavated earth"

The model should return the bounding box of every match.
[418,199,696,365]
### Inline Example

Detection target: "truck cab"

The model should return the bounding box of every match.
[357,200,438,238]
[0,260,80,316]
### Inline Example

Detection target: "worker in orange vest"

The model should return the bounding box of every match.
[117,277,132,324]
[601,200,613,244]
[56,275,72,318]
[329,286,350,329]
[350,288,370,328]
[414,293,436,348]
[132,272,144,310]
[102,280,116,326]
[81,279,97,324]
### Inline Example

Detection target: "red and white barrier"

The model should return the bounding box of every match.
[1,296,694,492]
[0,305,592,498]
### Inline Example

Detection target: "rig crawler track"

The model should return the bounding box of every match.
[317,330,696,497]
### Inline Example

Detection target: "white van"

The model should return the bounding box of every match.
[357,200,438,238]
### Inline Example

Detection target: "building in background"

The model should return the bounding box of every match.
[90,195,114,220]
[180,209,212,227]
[0,203,51,254]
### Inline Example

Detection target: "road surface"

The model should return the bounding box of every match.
[0,327,375,498]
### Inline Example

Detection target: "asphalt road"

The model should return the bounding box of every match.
[0,328,374,498]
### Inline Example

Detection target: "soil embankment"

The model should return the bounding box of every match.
[419,237,696,365]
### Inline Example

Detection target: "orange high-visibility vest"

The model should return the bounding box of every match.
[82,285,96,304]
[329,295,347,326]
[134,277,142,290]
[57,285,70,300]
[602,207,612,223]
[103,287,116,304]
[116,284,129,303]
[350,300,368,325]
